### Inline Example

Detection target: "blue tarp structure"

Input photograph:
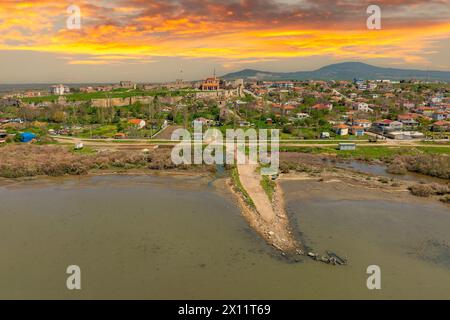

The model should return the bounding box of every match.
[20,132,36,142]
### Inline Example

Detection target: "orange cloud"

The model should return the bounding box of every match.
[0,0,449,67]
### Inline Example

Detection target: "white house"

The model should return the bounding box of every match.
[355,102,373,113]
[373,120,403,132]
[128,119,146,129]
[296,113,310,119]
[431,96,443,104]
[353,119,372,129]
[51,84,69,95]
[192,117,215,127]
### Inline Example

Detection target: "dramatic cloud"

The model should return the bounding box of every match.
[0,0,449,81]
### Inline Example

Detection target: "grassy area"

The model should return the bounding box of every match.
[71,146,96,155]
[280,133,370,141]
[231,167,255,208]
[280,145,450,160]
[78,125,118,138]
[260,175,275,202]
[21,89,197,103]
[337,146,449,159]
[416,147,450,155]
[279,140,373,144]
[280,146,336,154]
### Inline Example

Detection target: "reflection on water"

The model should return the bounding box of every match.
[0,175,449,299]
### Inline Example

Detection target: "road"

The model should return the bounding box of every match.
[52,135,450,150]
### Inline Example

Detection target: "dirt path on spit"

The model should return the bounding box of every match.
[237,164,274,222]
[234,164,303,256]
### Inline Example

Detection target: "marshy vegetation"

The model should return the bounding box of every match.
[0,144,202,178]
[408,183,450,202]
[387,154,450,180]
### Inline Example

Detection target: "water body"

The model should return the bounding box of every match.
[283,180,450,299]
[0,175,449,299]
[335,160,447,184]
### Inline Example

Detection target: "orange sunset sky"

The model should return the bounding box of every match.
[0,0,449,83]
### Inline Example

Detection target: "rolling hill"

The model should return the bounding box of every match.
[222,62,450,82]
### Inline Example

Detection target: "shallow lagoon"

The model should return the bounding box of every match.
[0,175,449,299]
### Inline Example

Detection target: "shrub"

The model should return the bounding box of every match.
[395,154,450,179]
[430,183,450,195]
[279,163,290,174]
[378,177,390,184]
[386,159,407,175]
[0,144,183,178]
[408,184,434,197]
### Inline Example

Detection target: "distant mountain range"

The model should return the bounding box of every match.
[222,62,450,82]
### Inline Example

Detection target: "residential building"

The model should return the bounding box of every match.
[120,81,136,89]
[192,117,215,127]
[51,84,69,95]
[354,102,373,113]
[333,124,349,136]
[415,106,435,117]
[372,120,403,133]
[349,126,365,136]
[397,113,420,127]
[432,121,450,132]
[352,119,372,129]
[312,103,333,111]
[296,113,310,119]
[128,119,146,129]
[272,104,295,116]
[432,112,447,121]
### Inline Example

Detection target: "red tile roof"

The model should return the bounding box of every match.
[433,121,450,126]
[129,119,144,125]
[398,113,420,120]
[334,124,349,129]
[312,103,331,110]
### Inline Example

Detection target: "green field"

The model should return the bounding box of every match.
[280,145,450,160]
[21,89,198,103]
